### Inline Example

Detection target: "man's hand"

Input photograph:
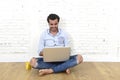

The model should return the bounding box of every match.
[39,51,43,56]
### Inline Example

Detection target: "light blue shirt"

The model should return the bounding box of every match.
[38,28,69,55]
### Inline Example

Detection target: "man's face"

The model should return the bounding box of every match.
[48,19,59,32]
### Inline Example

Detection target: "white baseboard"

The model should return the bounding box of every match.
[83,55,120,62]
[0,54,120,62]
[0,54,36,62]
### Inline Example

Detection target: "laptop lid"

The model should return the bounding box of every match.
[43,47,71,62]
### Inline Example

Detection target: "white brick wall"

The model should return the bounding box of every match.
[0,0,120,62]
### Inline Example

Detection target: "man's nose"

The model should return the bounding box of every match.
[52,25,56,27]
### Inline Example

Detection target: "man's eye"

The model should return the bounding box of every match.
[50,24,53,25]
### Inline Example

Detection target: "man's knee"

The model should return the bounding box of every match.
[77,54,83,64]
[30,57,37,68]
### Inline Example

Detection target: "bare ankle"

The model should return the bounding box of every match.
[48,69,54,73]
[66,69,70,74]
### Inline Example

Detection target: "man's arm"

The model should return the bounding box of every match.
[63,31,69,46]
[38,32,45,56]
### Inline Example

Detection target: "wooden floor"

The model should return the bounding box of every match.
[0,62,120,80]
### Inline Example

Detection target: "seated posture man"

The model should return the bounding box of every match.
[30,13,83,76]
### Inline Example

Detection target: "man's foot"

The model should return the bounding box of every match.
[39,69,53,76]
[66,69,71,74]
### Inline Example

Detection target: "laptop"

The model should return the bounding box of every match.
[43,47,71,62]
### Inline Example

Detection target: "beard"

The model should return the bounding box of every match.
[50,27,58,32]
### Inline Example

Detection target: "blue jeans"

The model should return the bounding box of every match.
[34,55,78,73]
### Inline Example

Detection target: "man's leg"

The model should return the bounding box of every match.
[30,54,83,75]
[52,54,83,73]
[30,57,58,69]
[30,57,67,75]
[38,54,83,75]
[66,54,83,74]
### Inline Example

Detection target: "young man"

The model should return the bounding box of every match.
[30,14,83,76]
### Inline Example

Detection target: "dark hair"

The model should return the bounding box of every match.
[47,14,60,23]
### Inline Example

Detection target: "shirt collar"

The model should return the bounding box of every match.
[47,28,61,36]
